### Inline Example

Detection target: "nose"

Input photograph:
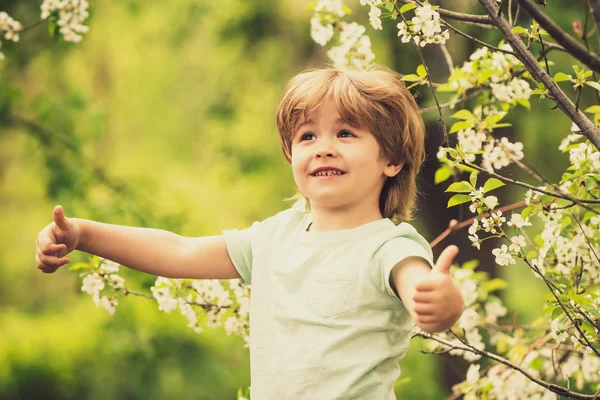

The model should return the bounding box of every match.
[314,137,337,159]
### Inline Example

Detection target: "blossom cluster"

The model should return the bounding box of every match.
[310,0,375,69]
[151,277,250,341]
[440,112,526,173]
[80,258,123,315]
[0,12,22,60]
[76,256,252,342]
[440,45,531,109]
[41,0,90,43]
[397,3,449,47]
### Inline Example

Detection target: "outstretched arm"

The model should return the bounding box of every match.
[391,245,463,333]
[36,205,241,280]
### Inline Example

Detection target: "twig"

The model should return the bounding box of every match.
[397,0,492,25]
[429,201,526,248]
[414,331,599,399]
[462,160,600,207]
[479,0,600,151]
[19,19,47,33]
[516,0,600,74]
[395,5,449,145]
[523,257,600,358]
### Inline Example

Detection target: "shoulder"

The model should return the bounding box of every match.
[251,206,307,236]
[372,220,433,264]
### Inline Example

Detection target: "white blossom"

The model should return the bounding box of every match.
[485,301,507,323]
[82,273,104,295]
[310,16,334,46]
[41,0,90,43]
[492,244,516,266]
[507,213,532,228]
[509,235,526,252]
[315,0,345,17]
[0,12,22,42]
[368,5,382,30]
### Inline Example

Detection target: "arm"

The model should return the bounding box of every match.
[36,205,240,280]
[391,245,464,333]
[77,219,240,279]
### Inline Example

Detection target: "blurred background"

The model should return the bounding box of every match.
[0,0,591,398]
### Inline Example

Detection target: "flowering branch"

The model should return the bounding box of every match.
[516,0,600,75]
[397,0,493,26]
[479,0,600,151]
[523,257,600,358]
[461,160,600,208]
[394,3,449,145]
[429,201,526,248]
[415,331,599,399]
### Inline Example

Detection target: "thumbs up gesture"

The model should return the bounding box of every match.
[412,245,464,333]
[35,205,81,273]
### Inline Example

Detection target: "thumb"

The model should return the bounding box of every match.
[432,245,459,276]
[53,205,72,231]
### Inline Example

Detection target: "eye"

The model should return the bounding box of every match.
[338,129,355,138]
[300,132,316,141]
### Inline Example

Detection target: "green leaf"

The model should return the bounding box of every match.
[68,262,91,271]
[445,181,474,193]
[469,170,479,187]
[449,120,472,133]
[517,98,530,110]
[551,307,563,321]
[462,259,479,270]
[585,81,600,91]
[436,83,457,92]
[447,194,472,208]
[483,178,505,193]
[401,74,421,82]
[553,72,573,82]
[399,3,417,13]
[511,26,528,35]
[341,4,352,15]
[451,109,475,120]
[416,64,427,78]
[584,105,600,114]
[434,166,453,184]
[485,278,508,292]
[385,2,395,12]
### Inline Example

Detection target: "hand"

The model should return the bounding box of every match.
[35,205,81,273]
[412,245,464,332]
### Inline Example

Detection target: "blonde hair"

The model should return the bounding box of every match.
[275,64,426,222]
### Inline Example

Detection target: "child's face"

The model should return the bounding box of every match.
[290,99,401,214]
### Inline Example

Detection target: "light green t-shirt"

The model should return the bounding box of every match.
[223,208,434,400]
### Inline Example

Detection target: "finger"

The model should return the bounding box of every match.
[36,255,58,273]
[413,292,436,304]
[415,314,438,324]
[433,245,459,275]
[41,243,66,256]
[413,303,436,316]
[36,251,69,269]
[53,205,72,233]
[415,280,438,292]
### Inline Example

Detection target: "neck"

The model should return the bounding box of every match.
[308,204,384,232]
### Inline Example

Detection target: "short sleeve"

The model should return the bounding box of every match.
[223,221,261,285]
[371,223,434,300]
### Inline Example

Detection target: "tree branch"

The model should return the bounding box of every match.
[516,0,600,75]
[479,0,600,151]
[462,160,600,209]
[415,331,599,399]
[397,0,492,26]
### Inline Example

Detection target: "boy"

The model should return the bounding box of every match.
[36,65,464,399]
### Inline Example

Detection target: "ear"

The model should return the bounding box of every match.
[384,161,404,178]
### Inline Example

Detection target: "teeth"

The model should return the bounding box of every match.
[314,170,343,176]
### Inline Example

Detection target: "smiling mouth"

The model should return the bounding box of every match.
[310,170,346,177]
